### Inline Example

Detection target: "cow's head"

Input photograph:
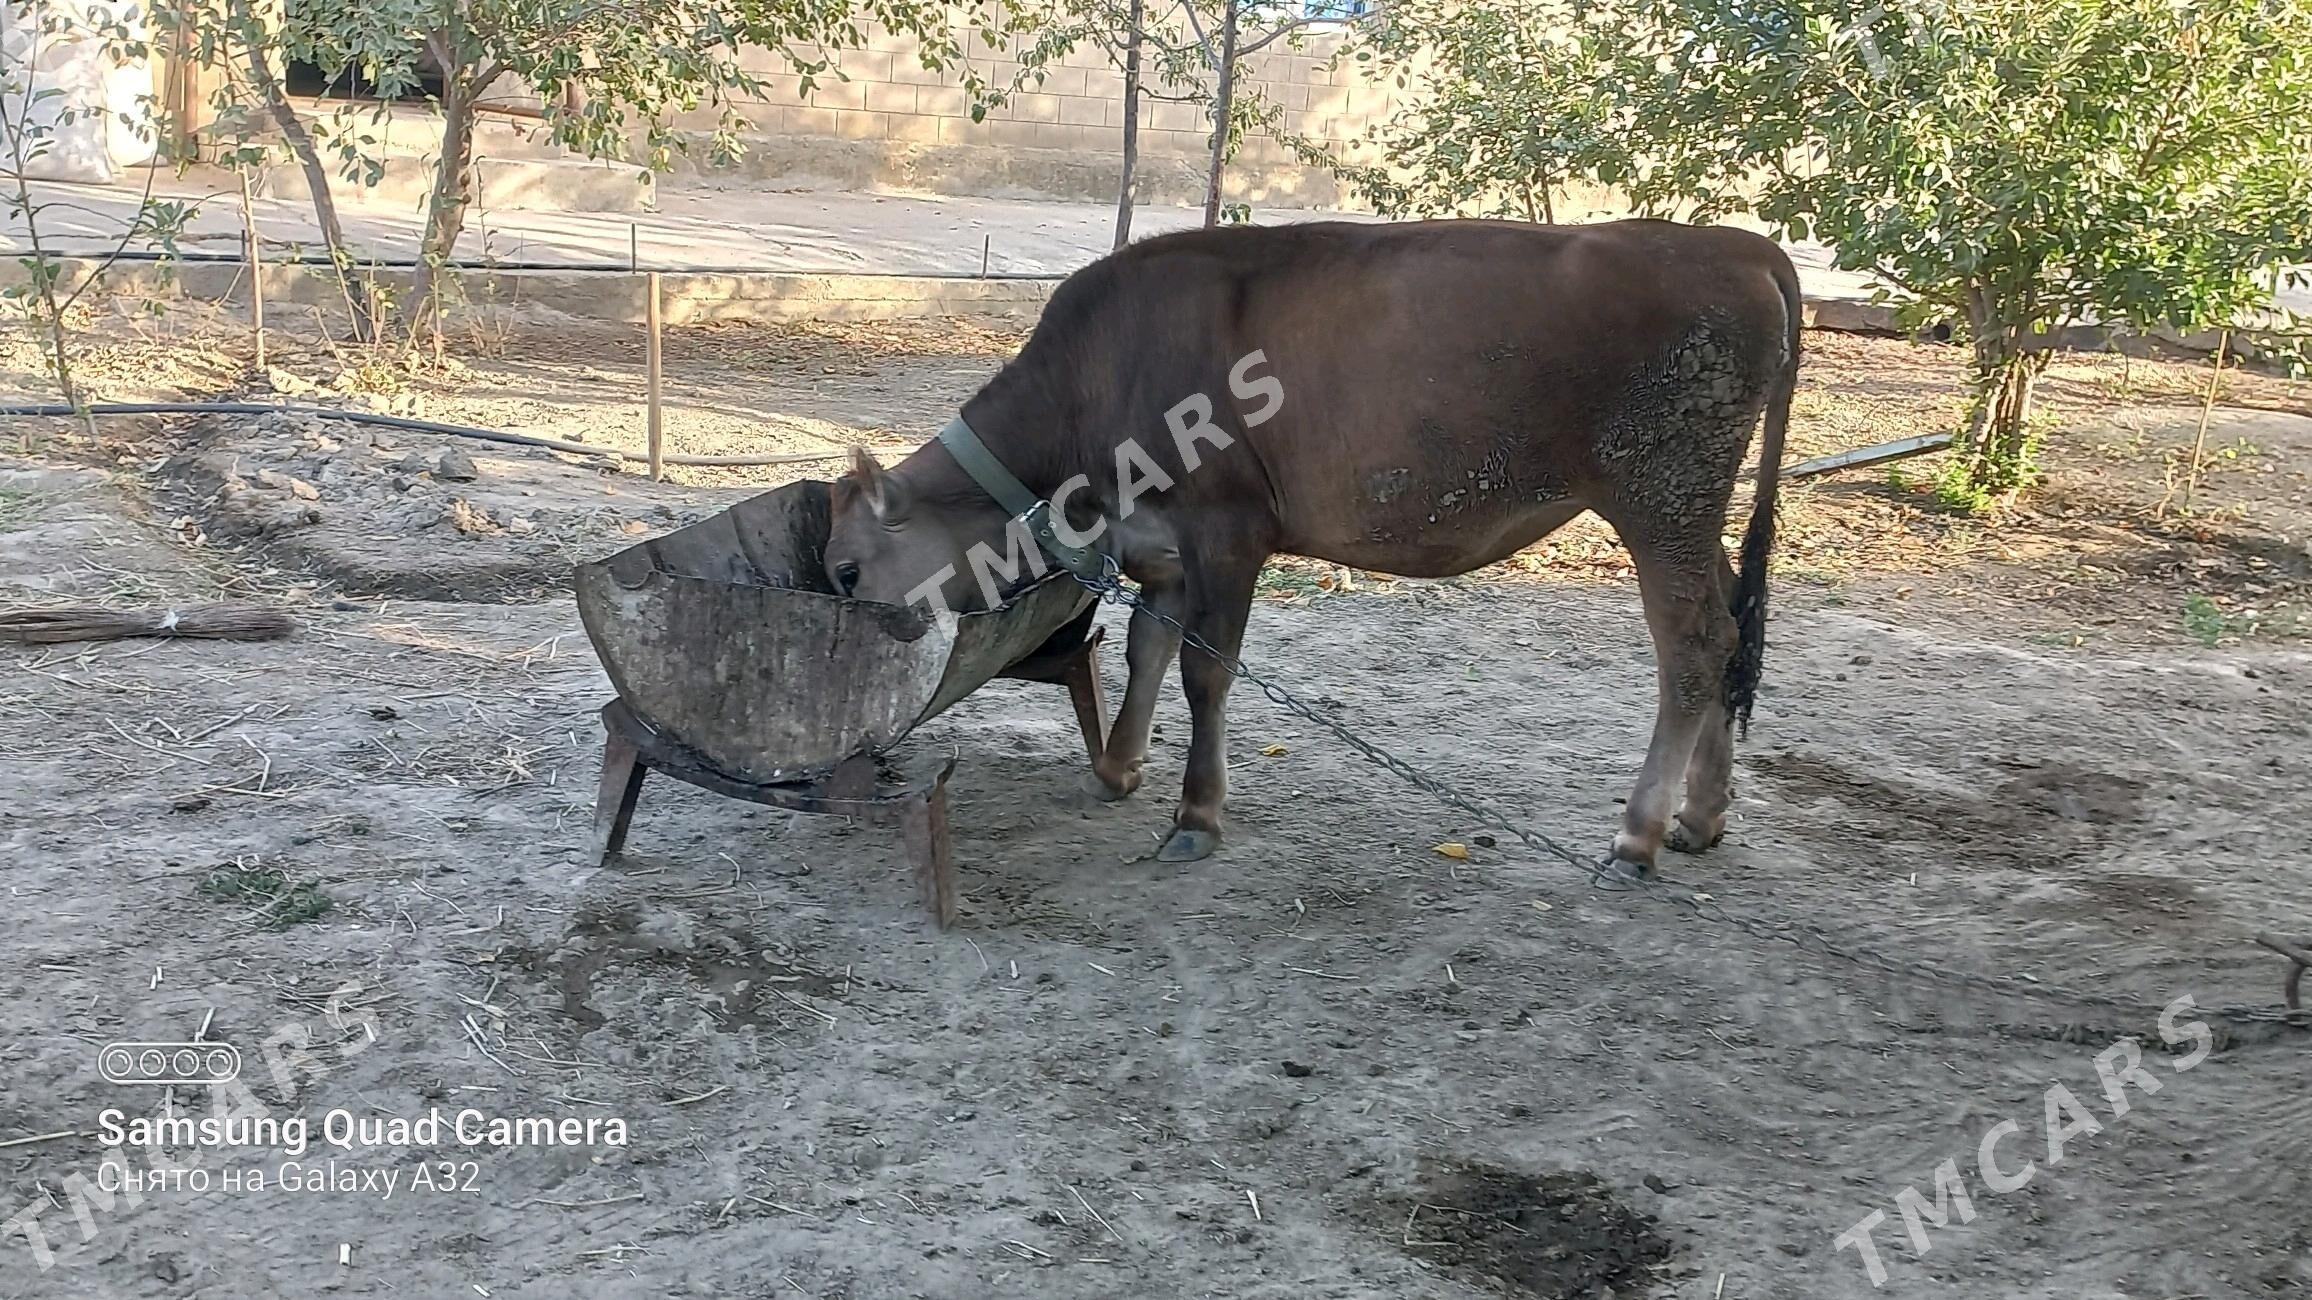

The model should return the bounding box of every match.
[825,448,1012,612]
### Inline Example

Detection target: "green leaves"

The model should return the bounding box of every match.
[1346,0,2312,490]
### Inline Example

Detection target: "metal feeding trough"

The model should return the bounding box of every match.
[574,479,1108,927]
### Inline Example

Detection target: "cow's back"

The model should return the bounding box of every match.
[1023,219,1798,574]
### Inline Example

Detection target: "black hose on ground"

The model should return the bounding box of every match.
[0,401,851,467]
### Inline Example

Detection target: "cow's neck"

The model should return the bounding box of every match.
[933,366,1073,499]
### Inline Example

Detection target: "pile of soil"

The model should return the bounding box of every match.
[1384,1163,1673,1298]
[169,410,733,601]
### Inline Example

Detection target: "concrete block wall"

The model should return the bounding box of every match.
[675,20,1401,207]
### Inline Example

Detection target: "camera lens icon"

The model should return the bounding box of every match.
[99,1042,242,1085]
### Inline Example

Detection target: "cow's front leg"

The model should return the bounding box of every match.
[1159,561,1260,863]
[1089,593,1183,801]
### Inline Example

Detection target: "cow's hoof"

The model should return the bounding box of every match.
[1157,827,1220,862]
[1664,815,1724,854]
[1085,766,1142,802]
[1594,857,1652,891]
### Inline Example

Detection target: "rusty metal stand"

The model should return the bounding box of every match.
[591,625,1109,930]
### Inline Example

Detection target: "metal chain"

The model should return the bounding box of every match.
[1072,569,2307,1031]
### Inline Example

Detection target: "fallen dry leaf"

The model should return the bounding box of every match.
[1260,744,1288,757]
[448,498,500,535]
[1432,842,1469,860]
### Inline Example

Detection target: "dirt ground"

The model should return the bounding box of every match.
[3,314,2310,1300]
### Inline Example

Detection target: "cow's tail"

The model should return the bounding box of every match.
[1726,261,1801,737]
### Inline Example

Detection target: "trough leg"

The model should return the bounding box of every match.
[1062,635,1110,768]
[592,730,648,865]
[899,781,958,930]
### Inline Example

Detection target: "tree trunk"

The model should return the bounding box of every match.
[1958,330,2045,495]
[226,0,373,341]
[1114,0,1143,250]
[1201,0,1239,228]
[410,77,477,342]
[1519,177,1556,225]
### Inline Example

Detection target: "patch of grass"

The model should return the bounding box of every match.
[2183,594,2229,645]
[198,860,334,928]
[0,485,43,530]
[1256,560,1360,600]
[1930,460,2000,515]
[2182,594,2306,646]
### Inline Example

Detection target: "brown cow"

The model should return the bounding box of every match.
[825,218,1799,880]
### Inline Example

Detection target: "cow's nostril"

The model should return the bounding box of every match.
[835,562,861,596]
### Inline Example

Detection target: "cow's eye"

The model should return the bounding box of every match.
[834,562,861,596]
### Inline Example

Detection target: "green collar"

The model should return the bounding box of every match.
[934,416,1108,581]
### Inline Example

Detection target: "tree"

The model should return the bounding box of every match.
[1178,0,1386,227]
[1344,0,2312,502]
[2,0,192,431]
[162,0,386,340]
[1331,0,1630,224]
[1661,0,2312,499]
[280,0,1017,336]
[1005,0,1207,245]
[1005,0,1384,241]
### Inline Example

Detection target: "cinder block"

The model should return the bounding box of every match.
[812,79,868,111]
[1148,101,1204,133]
[787,106,842,136]
[981,118,1040,148]
[1030,122,1098,150]
[916,85,969,117]
[1080,67,1123,100]
[891,56,947,86]
[938,115,991,145]
[834,110,887,140]
[1058,95,1107,127]
[884,113,943,143]
[1145,127,1210,157]
[1008,91,1060,124]
[1232,136,1287,165]
[865,81,918,114]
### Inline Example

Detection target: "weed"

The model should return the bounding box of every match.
[198,860,334,928]
[2184,594,2228,644]
[1257,561,1356,600]
[0,485,44,530]
[1931,460,1999,514]
[2181,594,2305,646]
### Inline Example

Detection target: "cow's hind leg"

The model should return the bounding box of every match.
[1157,555,1262,863]
[1607,536,1738,884]
[1666,552,1739,853]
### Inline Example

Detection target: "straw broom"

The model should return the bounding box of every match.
[0,603,294,645]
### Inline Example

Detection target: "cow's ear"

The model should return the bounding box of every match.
[849,447,908,524]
